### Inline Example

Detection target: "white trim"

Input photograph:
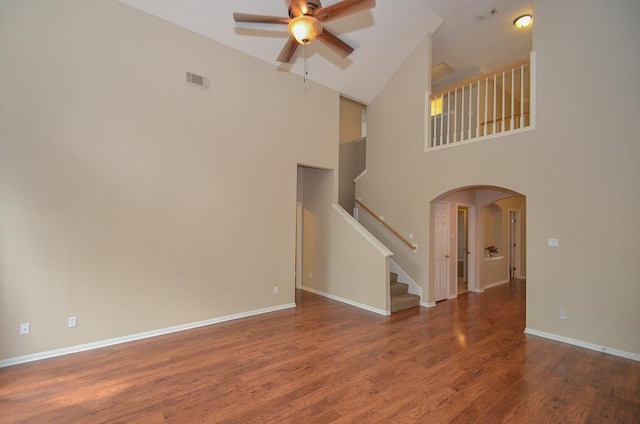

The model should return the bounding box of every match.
[302,286,389,316]
[427,126,535,152]
[524,328,640,362]
[529,51,537,128]
[423,90,431,152]
[481,278,510,290]
[0,303,296,369]
[333,204,393,257]
[296,201,303,289]
[353,169,367,184]
[422,301,436,308]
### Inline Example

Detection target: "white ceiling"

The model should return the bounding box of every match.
[118,0,532,103]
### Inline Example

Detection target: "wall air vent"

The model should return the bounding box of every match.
[186,72,209,89]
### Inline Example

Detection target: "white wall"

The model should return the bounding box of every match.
[358,0,640,355]
[0,0,339,360]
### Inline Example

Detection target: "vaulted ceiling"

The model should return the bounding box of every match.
[118,0,532,103]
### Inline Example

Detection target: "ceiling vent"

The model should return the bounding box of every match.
[186,72,209,89]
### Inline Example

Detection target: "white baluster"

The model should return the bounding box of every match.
[492,75,497,134]
[469,83,473,139]
[476,80,481,137]
[501,71,505,133]
[453,88,458,143]
[511,67,515,131]
[440,96,444,146]
[484,79,488,136]
[446,91,451,145]
[461,85,465,141]
[520,65,525,128]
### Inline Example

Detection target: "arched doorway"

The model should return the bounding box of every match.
[429,186,526,302]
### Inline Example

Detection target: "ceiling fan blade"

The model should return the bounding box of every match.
[233,13,290,24]
[277,37,300,62]
[289,0,310,18]
[317,28,354,58]
[315,0,375,22]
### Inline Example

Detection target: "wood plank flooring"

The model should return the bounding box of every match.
[1,280,639,423]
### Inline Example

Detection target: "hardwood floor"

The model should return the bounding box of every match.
[1,280,639,423]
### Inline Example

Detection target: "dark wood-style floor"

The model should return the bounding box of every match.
[1,280,639,423]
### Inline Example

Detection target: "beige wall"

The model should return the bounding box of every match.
[0,0,339,360]
[338,97,366,212]
[358,0,640,355]
[339,97,365,143]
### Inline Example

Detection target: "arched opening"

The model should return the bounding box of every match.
[429,185,526,303]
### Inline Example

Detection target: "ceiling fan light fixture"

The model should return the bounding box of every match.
[288,15,322,44]
[514,14,533,29]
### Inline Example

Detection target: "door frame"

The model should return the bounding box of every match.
[456,203,477,293]
[508,208,522,280]
[295,201,303,289]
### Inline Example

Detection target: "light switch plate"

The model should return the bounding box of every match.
[548,238,560,248]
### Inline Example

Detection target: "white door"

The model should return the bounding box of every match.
[434,201,450,301]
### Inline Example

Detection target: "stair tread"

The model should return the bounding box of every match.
[390,293,420,313]
[389,272,420,313]
[390,281,409,296]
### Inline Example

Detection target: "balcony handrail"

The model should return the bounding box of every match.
[427,53,534,150]
[430,58,530,98]
[355,199,417,252]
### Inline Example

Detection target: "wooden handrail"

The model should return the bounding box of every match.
[479,112,530,127]
[355,199,417,252]
[430,58,530,98]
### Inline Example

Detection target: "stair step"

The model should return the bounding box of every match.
[390,293,421,313]
[390,272,398,283]
[390,281,409,296]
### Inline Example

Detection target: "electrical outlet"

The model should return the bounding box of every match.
[68,316,77,328]
[548,238,560,248]
[273,286,279,294]
[20,322,30,335]
[559,310,567,320]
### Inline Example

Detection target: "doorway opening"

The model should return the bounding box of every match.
[430,186,526,303]
[295,164,335,298]
[457,206,469,294]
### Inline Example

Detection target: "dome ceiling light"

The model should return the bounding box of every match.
[514,14,533,29]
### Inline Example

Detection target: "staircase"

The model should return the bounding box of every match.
[390,272,420,313]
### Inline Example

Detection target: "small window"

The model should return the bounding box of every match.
[430,97,443,117]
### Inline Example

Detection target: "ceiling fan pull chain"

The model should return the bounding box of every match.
[304,45,308,83]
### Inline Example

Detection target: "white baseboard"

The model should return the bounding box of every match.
[0,303,296,369]
[482,278,510,290]
[524,328,640,362]
[421,301,436,308]
[302,286,389,316]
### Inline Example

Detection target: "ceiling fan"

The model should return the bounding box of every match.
[233,0,376,63]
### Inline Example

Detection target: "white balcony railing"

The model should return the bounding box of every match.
[426,53,535,150]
